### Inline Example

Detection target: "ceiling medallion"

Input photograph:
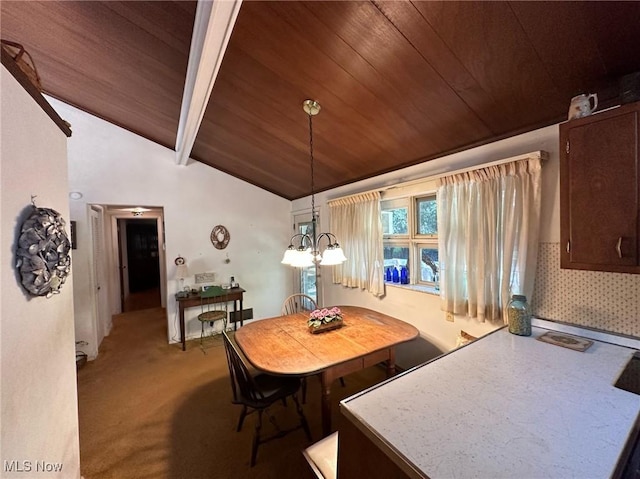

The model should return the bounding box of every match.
[210,225,230,250]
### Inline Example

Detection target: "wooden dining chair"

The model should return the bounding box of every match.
[222,330,312,467]
[281,293,317,315]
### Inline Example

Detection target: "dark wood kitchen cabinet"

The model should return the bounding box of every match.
[560,101,640,274]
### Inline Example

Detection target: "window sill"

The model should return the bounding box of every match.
[385,282,440,296]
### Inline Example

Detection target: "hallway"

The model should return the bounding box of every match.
[123,287,161,312]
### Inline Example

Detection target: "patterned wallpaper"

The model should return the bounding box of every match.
[532,243,640,338]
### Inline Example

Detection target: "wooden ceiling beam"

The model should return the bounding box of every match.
[174,0,242,166]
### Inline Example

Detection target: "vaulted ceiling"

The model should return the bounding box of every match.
[2,1,640,200]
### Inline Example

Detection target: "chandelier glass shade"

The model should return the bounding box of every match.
[282,231,347,267]
[282,100,347,268]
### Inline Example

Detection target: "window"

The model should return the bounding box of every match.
[383,244,409,270]
[382,194,438,288]
[416,195,437,236]
[418,246,439,282]
[381,199,408,236]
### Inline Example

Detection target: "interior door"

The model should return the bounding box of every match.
[90,206,110,344]
[117,219,129,310]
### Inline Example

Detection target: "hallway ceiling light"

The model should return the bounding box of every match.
[129,207,151,216]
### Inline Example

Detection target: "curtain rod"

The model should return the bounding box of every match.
[328,150,548,205]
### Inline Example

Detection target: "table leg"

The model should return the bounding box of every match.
[386,347,396,378]
[320,370,334,437]
[180,305,186,352]
[233,300,238,331]
[239,298,244,328]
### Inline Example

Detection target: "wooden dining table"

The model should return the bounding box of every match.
[234,305,419,437]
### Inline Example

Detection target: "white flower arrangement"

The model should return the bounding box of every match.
[308,307,343,329]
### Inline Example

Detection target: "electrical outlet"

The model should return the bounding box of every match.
[446,312,454,322]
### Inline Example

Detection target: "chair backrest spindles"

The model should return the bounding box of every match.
[222,331,264,404]
[281,294,317,315]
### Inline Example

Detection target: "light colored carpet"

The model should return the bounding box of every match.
[77,307,386,479]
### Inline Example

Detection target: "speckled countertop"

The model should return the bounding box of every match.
[340,321,640,478]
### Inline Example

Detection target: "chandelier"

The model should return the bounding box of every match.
[281,100,347,268]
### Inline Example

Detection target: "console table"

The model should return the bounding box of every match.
[175,287,245,351]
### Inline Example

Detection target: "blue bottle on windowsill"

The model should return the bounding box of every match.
[385,267,392,282]
[392,267,399,283]
[400,266,409,284]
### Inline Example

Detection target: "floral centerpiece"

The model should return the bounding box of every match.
[308,307,343,334]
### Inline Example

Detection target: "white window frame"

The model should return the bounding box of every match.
[381,198,410,239]
[382,191,439,288]
[414,194,437,238]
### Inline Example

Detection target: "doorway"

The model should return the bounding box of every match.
[117,218,161,312]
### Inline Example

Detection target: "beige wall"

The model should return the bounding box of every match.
[1,67,80,477]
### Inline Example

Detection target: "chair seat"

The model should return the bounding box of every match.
[198,311,226,322]
[303,431,338,479]
[253,373,301,402]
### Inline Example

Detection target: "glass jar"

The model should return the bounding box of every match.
[507,294,532,336]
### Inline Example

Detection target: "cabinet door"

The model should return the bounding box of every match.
[560,103,639,273]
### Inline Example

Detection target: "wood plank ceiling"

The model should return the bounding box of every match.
[2,1,640,200]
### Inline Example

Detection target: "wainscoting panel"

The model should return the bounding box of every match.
[532,243,640,338]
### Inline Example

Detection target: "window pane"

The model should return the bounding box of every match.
[417,196,437,235]
[301,267,316,298]
[420,247,439,282]
[382,207,408,235]
[383,245,409,272]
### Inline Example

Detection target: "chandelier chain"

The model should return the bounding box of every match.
[281,99,346,267]
[309,112,315,219]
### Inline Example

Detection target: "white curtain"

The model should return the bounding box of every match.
[329,191,384,296]
[437,157,542,323]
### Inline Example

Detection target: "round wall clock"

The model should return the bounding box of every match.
[210,225,230,250]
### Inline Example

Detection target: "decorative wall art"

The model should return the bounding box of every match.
[16,203,72,298]
[210,225,230,250]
